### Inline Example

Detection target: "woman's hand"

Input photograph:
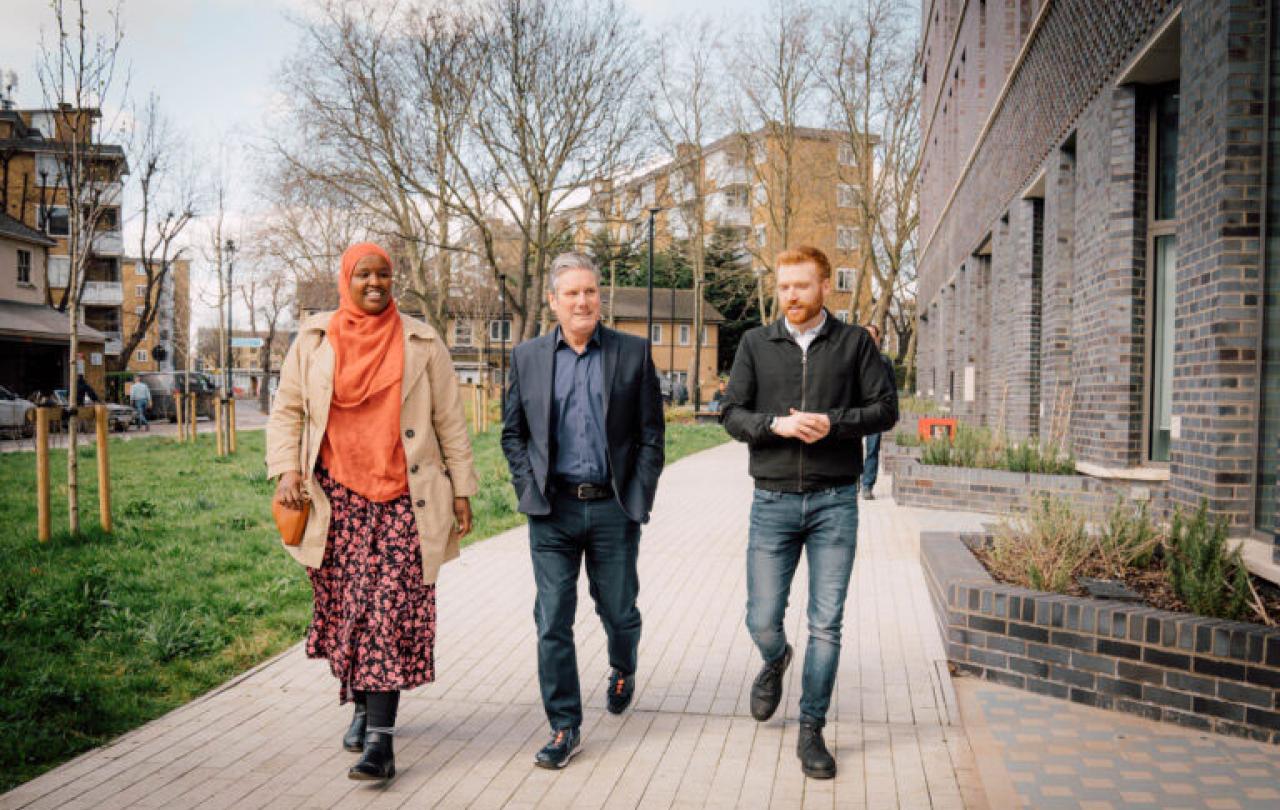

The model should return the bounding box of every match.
[275,471,308,510]
[453,497,473,538]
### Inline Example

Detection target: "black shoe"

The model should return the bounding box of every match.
[750,644,793,722]
[343,702,368,752]
[605,669,635,715]
[797,722,836,779]
[534,727,581,770]
[348,730,395,781]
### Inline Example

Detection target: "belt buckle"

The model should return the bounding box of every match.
[576,483,591,500]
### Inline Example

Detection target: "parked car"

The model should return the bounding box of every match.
[133,371,216,422]
[51,390,136,432]
[0,385,35,438]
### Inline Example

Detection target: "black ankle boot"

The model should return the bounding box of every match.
[796,721,835,779]
[343,700,368,752]
[348,730,395,781]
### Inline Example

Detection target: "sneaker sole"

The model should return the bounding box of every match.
[534,745,581,770]
[347,766,395,781]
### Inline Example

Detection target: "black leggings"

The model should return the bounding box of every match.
[357,690,400,729]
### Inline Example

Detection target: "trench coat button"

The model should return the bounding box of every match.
[410,464,419,474]
[415,499,425,508]
[405,429,415,438]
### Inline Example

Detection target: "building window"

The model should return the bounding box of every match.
[16,250,31,284]
[679,324,691,345]
[1146,82,1179,463]
[453,320,472,346]
[753,183,766,205]
[42,205,69,236]
[135,284,147,298]
[752,142,767,164]
[835,310,850,323]
[642,181,656,207]
[723,185,749,208]
[135,349,149,362]
[837,184,859,209]
[838,141,855,166]
[837,226,858,251]
[135,262,147,276]
[134,305,144,315]
[650,323,662,344]
[489,319,511,342]
[835,267,855,292]
[702,326,710,345]
[755,225,767,248]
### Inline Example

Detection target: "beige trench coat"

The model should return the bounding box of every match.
[265,310,479,585]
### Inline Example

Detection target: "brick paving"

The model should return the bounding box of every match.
[0,442,986,809]
[956,677,1280,810]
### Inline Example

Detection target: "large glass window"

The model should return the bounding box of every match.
[1146,83,1179,463]
[1150,235,1176,462]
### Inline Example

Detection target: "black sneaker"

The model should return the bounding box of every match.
[749,643,793,722]
[534,727,581,769]
[605,669,635,715]
[797,721,835,779]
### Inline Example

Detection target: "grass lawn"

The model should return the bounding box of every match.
[0,421,728,791]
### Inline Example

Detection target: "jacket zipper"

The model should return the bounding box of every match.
[799,349,807,490]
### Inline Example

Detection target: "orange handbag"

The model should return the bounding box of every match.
[272,493,310,546]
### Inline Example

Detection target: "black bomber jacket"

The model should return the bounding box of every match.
[720,311,898,492]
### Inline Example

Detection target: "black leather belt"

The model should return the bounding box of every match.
[552,480,613,500]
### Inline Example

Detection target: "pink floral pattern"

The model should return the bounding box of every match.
[306,465,437,703]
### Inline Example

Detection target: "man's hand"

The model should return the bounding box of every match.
[771,409,831,444]
[274,471,308,510]
[453,497,473,538]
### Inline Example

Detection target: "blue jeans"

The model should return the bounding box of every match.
[861,433,881,490]
[746,484,859,727]
[528,493,642,731]
[133,402,148,427]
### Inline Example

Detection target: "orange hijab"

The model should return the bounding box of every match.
[319,243,408,502]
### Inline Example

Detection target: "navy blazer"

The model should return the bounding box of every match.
[501,324,665,522]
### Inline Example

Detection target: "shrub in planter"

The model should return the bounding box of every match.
[1165,502,1250,621]
[893,431,921,448]
[1095,498,1159,577]
[988,494,1090,592]
[918,424,1075,474]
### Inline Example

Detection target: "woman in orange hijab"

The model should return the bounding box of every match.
[267,243,478,783]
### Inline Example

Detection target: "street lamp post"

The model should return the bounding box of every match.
[646,207,660,346]
[497,272,507,394]
[224,239,236,402]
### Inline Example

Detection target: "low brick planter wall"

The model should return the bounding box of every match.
[921,530,1280,742]
[893,459,1169,518]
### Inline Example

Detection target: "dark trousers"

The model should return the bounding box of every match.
[528,493,641,731]
[861,432,881,490]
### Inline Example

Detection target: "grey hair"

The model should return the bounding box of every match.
[548,251,600,294]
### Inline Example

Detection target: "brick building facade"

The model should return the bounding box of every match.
[915,0,1279,551]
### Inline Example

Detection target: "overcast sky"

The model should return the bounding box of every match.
[3,0,777,328]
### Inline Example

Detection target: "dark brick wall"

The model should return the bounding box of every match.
[892,458,1170,520]
[1169,0,1270,529]
[917,0,1275,535]
[922,531,1280,742]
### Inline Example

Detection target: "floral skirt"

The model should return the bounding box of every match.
[306,465,437,704]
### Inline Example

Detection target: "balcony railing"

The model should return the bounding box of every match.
[101,331,123,356]
[91,229,124,256]
[82,281,124,305]
[93,180,124,206]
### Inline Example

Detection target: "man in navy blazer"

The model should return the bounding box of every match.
[501,251,664,769]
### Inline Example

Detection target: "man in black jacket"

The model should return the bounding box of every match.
[502,252,665,770]
[721,245,897,779]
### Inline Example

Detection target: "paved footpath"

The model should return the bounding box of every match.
[6,441,1280,809]
[0,442,988,809]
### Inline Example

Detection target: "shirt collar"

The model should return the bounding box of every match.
[783,309,828,340]
[554,323,602,351]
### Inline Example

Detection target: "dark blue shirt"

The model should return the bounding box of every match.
[551,325,609,483]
